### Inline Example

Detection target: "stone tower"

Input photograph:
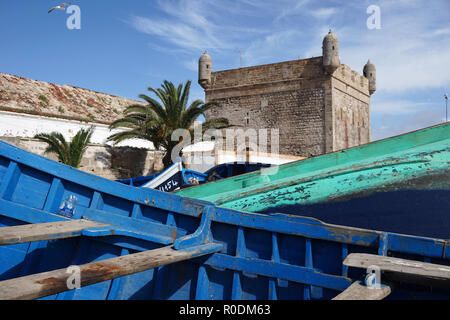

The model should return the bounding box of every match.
[363,60,376,95]
[322,30,340,74]
[198,51,212,89]
[199,32,374,157]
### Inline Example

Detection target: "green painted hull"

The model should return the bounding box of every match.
[176,123,450,214]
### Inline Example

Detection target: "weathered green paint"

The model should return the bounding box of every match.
[176,123,450,212]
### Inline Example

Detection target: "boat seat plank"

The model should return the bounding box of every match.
[0,243,221,300]
[332,281,391,300]
[0,219,109,245]
[344,253,450,280]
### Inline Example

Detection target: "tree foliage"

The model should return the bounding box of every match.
[108,80,228,168]
[34,126,94,168]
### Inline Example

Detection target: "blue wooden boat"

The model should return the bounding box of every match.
[116,173,159,187]
[177,123,450,240]
[1,139,450,300]
[116,162,271,191]
[203,162,272,182]
[116,162,208,191]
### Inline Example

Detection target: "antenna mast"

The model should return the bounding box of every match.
[238,48,242,68]
[445,94,448,122]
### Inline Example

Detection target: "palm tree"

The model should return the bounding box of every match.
[107,80,228,169]
[34,126,94,168]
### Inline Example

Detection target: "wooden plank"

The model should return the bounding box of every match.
[0,243,221,300]
[0,219,109,245]
[332,281,391,300]
[344,253,450,280]
[199,253,351,291]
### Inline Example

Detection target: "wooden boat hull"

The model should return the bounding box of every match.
[1,139,450,300]
[175,123,450,239]
[117,162,271,190]
[116,162,207,191]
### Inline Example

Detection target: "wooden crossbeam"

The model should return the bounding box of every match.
[0,219,109,245]
[0,243,221,300]
[332,281,391,300]
[344,253,450,280]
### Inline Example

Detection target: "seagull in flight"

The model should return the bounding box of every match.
[48,3,70,13]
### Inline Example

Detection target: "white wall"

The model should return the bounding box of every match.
[0,110,155,149]
[182,141,306,172]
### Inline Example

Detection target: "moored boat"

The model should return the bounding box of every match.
[175,123,450,239]
[116,162,271,191]
[116,162,208,191]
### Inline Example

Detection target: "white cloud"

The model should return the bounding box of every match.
[371,100,430,115]
[243,30,304,66]
[183,59,198,72]
[327,2,450,94]
[432,28,450,36]
[310,7,337,19]
[372,108,445,140]
[341,37,450,93]
[274,0,311,22]
[131,15,225,52]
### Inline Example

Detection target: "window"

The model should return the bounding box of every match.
[244,112,250,125]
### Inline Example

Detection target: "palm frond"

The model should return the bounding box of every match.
[138,94,168,122]
[107,80,223,169]
[179,80,191,113]
[68,126,94,168]
[34,127,93,168]
[107,129,147,145]
[34,132,69,164]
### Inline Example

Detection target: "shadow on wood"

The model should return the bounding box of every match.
[0,243,221,300]
[332,281,391,300]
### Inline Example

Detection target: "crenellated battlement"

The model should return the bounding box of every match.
[209,57,324,91]
[332,64,370,96]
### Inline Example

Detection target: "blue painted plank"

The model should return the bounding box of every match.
[199,253,351,292]
[43,178,64,213]
[195,265,209,300]
[0,199,68,224]
[82,208,180,245]
[0,219,108,245]
[0,162,20,200]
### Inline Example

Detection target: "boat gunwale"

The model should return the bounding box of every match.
[0,140,210,218]
[175,122,450,199]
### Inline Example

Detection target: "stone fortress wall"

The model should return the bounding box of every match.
[198,30,376,158]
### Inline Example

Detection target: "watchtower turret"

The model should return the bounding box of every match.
[198,51,212,89]
[363,60,376,95]
[322,30,340,74]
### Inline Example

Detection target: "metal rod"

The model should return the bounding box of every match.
[445,94,448,122]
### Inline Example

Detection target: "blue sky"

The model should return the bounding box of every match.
[1,0,449,140]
